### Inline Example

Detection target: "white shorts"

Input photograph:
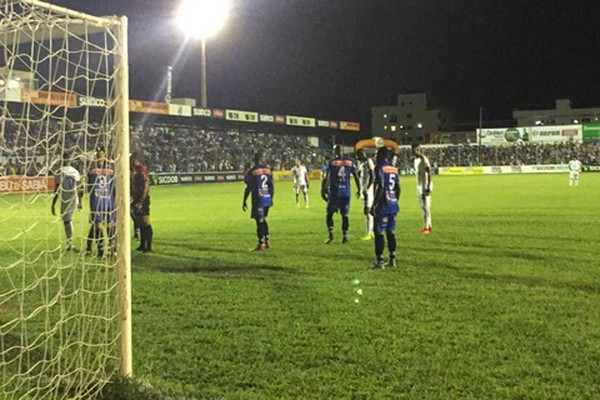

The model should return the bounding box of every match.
[295,184,308,194]
[60,198,78,222]
[570,172,579,178]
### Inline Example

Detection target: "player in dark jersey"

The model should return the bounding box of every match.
[242,153,274,251]
[131,153,153,253]
[85,147,116,258]
[321,145,360,244]
[371,147,400,269]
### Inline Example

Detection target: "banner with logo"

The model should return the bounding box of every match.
[286,115,316,128]
[149,172,245,186]
[0,87,22,103]
[0,176,55,193]
[583,165,600,172]
[192,107,212,117]
[438,166,484,176]
[477,125,582,145]
[583,124,600,139]
[273,170,322,181]
[168,104,192,117]
[129,100,169,115]
[340,121,361,132]
[21,89,76,107]
[226,109,258,123]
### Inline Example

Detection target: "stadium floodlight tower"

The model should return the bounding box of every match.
[176,0,231,108]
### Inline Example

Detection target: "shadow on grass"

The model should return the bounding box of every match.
[133,251,303,280]
[414,259,600,295]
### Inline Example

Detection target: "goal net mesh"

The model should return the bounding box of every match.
[0,1,126,398]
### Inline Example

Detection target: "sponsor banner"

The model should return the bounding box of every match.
[286,115,316,128]
[77,95,109,108]
[438,166,484,176]
[318,120,330,128]
[340,121,361,132]
[168,104,192,117]
[129,100,169,115]
[583,165,600,172]
[275,115,286,124]
[226,109,258,123]
[21,89,76,107]
[0,176,55,193]
[330,121,339,129]
[481,165,569,174]
[259,114,274,123]
[192,107,212,117]
[213,109,225,119]
[273,170,322,181]
[583,124,600,139]
[477,125,583,145]
[0,87,22,102]
[149,172,245,186]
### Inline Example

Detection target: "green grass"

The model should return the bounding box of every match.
[3,174,600,399]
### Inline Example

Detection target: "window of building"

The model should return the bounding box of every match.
[389,113,398,122]
[406,113,412,119]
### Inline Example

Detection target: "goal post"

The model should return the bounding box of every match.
[0,1,131,398]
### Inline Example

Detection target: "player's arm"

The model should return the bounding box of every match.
[352,169,361,198]
[77,178,84,209]
[304,170,309,189]
[321,169,329,201]
[268,174,275,203]
[364,165,374,196]
[423,158,432,197]
[395,175,401,199]
[242,171,251,211]
[371,177,383,216]
[51,173,59,216]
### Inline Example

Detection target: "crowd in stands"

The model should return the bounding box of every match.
[2,119,600,177]
[130,124,328,173]
[395,142,600,169]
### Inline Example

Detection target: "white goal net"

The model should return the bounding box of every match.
[0,1,131,399]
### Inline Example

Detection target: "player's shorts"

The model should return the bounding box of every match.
[133,196,151,217]
[361,189,374,209]
[327,196,350,215]
[294,184,308,194]
[570,171,579,177]
[251,205,270,220]
[90,210,116,224]
[60,199,78,222]
[374,213,397,233]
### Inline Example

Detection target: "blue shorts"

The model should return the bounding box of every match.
[327,196,350,215]
[90,210,116,224]
[375,213,397,233]
[251,205,270,220]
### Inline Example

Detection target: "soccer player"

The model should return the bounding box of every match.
[131,153,153,253]
[357,148,375,240]
[371,147,400,269]
[242,153,274,251]
[85,147,116,258]
[321,145,360,244]
[568,156,582,186]
[291,160,309,208]
[51,152,83,251]
[412,144,433,234]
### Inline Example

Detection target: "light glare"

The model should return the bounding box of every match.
[177,0,231,39]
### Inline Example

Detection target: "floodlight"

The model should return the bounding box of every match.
[177,0,231,39]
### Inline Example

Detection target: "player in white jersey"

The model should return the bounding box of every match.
[412,144,433,234]
[357,149,375,240]
[291,160,309,208]
[568,157,582,186]
[51,153,83,251]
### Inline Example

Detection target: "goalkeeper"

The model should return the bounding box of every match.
[51,152,83,251]
[131,153,153,253]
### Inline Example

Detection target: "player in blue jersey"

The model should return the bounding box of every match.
[242,153,274,251]
[371,147,400,269]
[85,147,116,258]
[321,145,360,244]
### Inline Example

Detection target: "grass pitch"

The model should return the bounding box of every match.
[2,174,600,399]
[131,174,600,399]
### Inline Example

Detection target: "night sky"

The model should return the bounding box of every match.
[47,0,600,130]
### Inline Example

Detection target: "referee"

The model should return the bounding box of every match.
[131,153,153,253]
